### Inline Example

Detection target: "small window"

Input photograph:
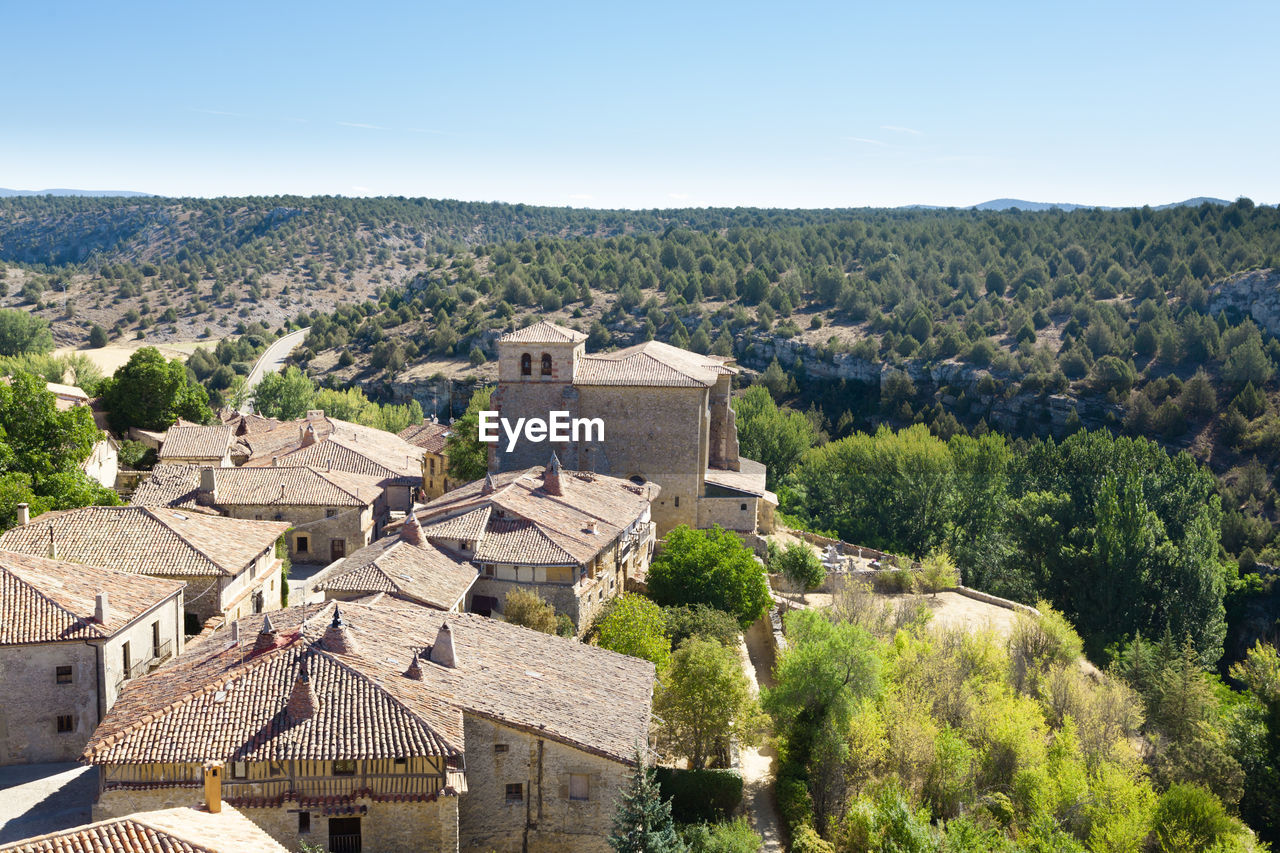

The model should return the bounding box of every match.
[569,773,590,802]
[394,756,407,766]
[56,714,74,733]
[505,782,524,802]
[484,564,495,577]
[255,514,263,521]
[520,353,532,376]
[429,459,436,474]
[231,761,248,779]
[326,508,338,518]
[741,503,748,511]
[296,534,310,553]
[298,812,311,834]
[494,743,509,754]
[55,665,73,684]
[333,760,357,776]
[674,496,679,508]
[540,354,553,376]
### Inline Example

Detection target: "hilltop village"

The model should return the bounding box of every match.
[0,321,785,853]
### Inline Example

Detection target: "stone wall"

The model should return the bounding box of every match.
[222,504,377,566]
[0,641,99,764]
[697,495,761,532]
[101,592,186,709]
[457,717,631,853]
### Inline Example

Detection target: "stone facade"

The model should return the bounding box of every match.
[182,548,284,624]
[490,327,771,536]
[457,717,632,853]
[0,592,183,765]
[223,503,379,567]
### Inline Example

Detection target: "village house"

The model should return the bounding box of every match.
[400,418,454,499]
[0,505,288,630]
[490,321,776,535]
[352,457,659,631]
[131,463,386,565]
[84,597,655,853]
[319,513,477,611]
[0,548,184,765]
[237,410,427,512]
[0,806,290,853]
[157,421,236,466]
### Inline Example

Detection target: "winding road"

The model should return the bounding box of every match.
[238,326,309,415]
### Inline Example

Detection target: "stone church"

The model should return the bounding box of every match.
[489,321,775,535]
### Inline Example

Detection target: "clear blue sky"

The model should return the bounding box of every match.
[3,1,1276,208]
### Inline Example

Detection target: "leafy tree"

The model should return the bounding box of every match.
[655,638,760,770]
[663,604,742,650]
[732,386,817,488]
[1222,333,1275,388]
[916,549,958,597]
[1149,783,1248,853]
[88,324,109,348]
[501,588,559,634]
[774,541,825,600]
[1230,642,1280,841]
[251,365,317,420]
[445,385,492,483]
[0,309,53,356]
[609,751,686,853]
[98,346,212,432]
[597,593,671,670]
[648,526,771,626]
[758,358,794,401]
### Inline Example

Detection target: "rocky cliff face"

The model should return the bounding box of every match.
[1208,268,1280,335]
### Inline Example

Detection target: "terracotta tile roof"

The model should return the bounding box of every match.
[242,418,424,482]
[573,340,735,387]
[86,606,462,765]
[319,536,477,610]
[131,465,383,509]
[86,599,652,767]
[158,424,234,461]
[0,507,288,578]
[0,805,290,852]
[408,465,658,567]
[398,421,451,455]
[499,321,587,344]
[0,550,183,645]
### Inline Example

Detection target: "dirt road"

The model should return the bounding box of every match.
[738,619,783,852]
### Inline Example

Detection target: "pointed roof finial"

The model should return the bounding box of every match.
[321,606,358,654]
[401,511,424,546]
[253,614,278,653]
[543,452,564,496]
[481,472,497,496]
[405,651,424,680]
[285,659,320,724]
[301,423,318,447]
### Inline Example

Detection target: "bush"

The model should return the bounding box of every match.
[88,324,108,348]
[681,818,761,853]
[502,588,559,634]
[664,604,742,649]
[1150,783,1246,853]
[874,568,915,594]
[596,593,670,669]
[653,767,743,824]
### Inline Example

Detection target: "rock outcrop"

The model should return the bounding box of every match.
[1208,268,1280,335]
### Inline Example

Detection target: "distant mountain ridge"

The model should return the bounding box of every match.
[0,188,152,198]
[969,196,1232,212]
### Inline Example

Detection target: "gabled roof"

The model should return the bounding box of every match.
[158,424,235,461]
[399,420,451,455]
[574,340,735,387]
[131,464,384,509]
[499,321,588,344]
[319,536,477,610]
[410,465,658,567]
[0,507,288,578]
[0,550,183,645]
[241,416,424,481]
[0,806,290,853]
[85,599,653,767]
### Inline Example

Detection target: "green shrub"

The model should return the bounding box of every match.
[663,604,741,648]
[681,817,762,853]
[790,825,834,853]
[874,568,915,594]
[1150,783,1246,853]
[653,767,743,824]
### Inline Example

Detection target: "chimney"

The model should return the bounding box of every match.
[15,503,28,526]
[280,483,286,501]
[95,592,110,625]
[430,622,457,668]
[202,761,224,814]
[321,607,358,654]
[272,456,279,467]
[401,512,424,547]
[405,652,424,680]
[481,473,496,496]
[231,621,241,643]
[542,453,564,496]
[254,614,277,653]
[199,466,217,503]
[301,424,318,447]
[47,526,57,560]
[285,662,320,724]
[587,521,598,535]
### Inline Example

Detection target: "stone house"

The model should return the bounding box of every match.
[84,597,654,853]
[157,422,235,466]
[238,410,427,512]
[372,458,659,631]
[0,549,184,765]
[130,463,386,566]
[320,513,477,611]
[0,805,290,852]
[0,506,289,629]
[490,321,776,535]
[399,418,454,499]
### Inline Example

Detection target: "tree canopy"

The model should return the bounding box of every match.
[648,525,772,627]
[98,346,213,433]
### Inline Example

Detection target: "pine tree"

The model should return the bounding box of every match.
[608,750,685,853]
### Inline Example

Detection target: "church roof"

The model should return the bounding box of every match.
[498,321,588,344]
[574,340,735,387]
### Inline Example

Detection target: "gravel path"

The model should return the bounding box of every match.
[738,620,783,852]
